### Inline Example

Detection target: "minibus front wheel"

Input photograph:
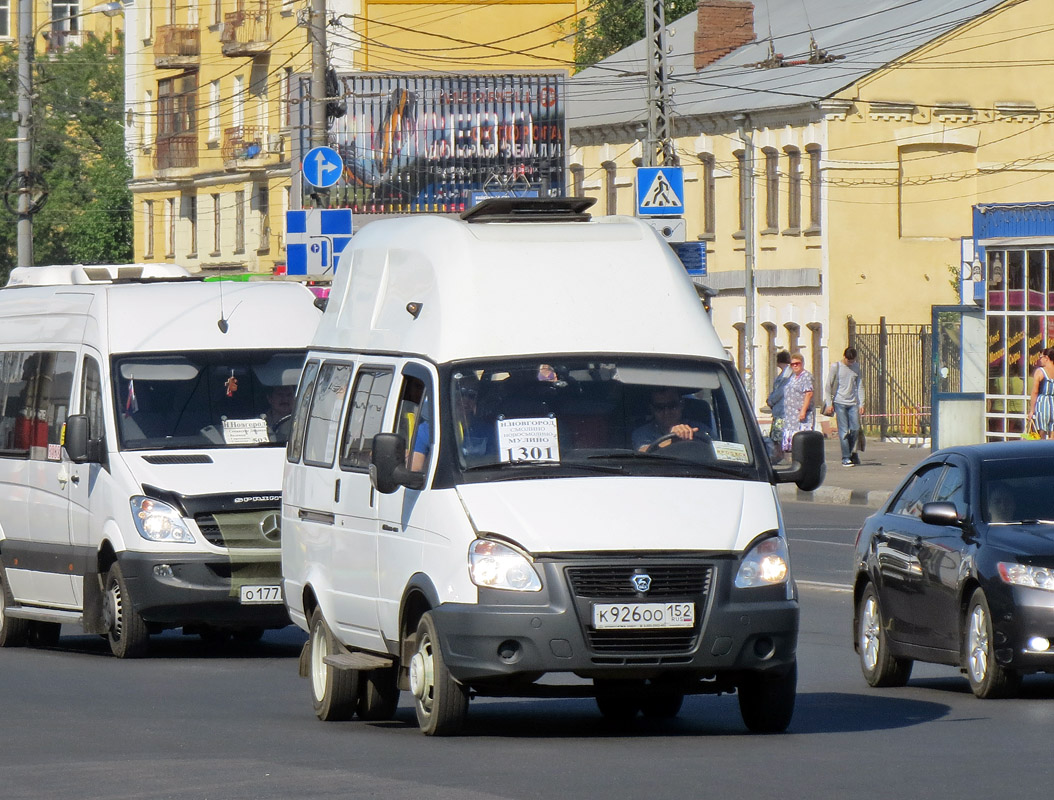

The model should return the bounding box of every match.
[103,563,150,659]
[409,612,468,736]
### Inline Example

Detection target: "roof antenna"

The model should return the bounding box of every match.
[216,281,243,333]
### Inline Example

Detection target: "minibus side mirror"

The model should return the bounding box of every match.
[370,433,426,494]
[772,430,825,492]
[64,414,98,464]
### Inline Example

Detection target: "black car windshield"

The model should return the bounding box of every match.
[982,458,1054,523]
[113,350,305,450]
[448,357,760,478]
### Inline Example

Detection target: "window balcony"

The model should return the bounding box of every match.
[43,29,87,53]
[222,126,276,170]
[155,25,201,69]
[154,134,199,177]
[221,3,272,57]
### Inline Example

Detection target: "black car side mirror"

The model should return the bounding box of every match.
[773,430,826,492]
[370,433,426,494]
[920,501,961,526]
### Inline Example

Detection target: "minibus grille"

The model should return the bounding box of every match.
[565,563,712,656]
[195,510,281,549]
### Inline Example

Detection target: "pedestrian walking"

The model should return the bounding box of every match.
[766,350,792,461]
[824,346,865,466]
[1028,347,1054,439]
[781,353,815,454]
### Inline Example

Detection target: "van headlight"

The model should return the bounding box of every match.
[735,535,790,588]
[468,539,542,592]
[130,497,195,544]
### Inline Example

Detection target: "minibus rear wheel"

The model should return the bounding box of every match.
[308,608,359,721]
[0,568,30,647]
[104,563,150,659]
[409,612,468,735]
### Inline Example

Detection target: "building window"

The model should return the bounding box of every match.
[144,90,153,145]
[764,148,779,233]
[214,0,222,26]
[280,68,293,128]
[183,193,197,258]
[208,80,220,142]
[144,200,155,258]
[699,153,715,238]
[806,145,822,232]
[603,161,617,215]
[570,164,584,198]
[211,193,221,255]
[256,184,270,253]
[233,75,245,130]
[785,148,801,232]
[0,1,10,38]
[165,198,176,257]
[735,150,750,236]
[733,322,746,380]
[807,323,823,400]
[234,190,245,254]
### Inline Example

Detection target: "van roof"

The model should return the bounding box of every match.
[314,210,726,364]
[6,263,194,286]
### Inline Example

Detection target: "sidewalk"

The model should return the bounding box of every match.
[775,432,931,508]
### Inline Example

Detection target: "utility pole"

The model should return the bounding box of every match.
[644,0,676,167]
[17,0,35,267]
[309,0,328,150]
[737,115,757,406]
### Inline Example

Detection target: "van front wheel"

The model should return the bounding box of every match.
[309,608,359,721]
[104,563,150,659]
[409,612,468,736]
[737,662,796,733]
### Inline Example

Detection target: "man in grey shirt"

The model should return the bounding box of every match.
[824,347,865,467]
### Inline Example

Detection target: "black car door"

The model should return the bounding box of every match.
[915,459,970,652]
[876,463,946,646]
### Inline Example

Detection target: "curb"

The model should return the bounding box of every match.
[777,483,890,508]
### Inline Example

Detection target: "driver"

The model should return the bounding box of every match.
[264,384,296,440]
[632,387,708,451]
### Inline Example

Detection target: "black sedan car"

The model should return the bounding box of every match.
[853,440,1054,698]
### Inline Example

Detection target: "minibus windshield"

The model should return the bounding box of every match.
[448,357,761,479]
[112,350,305,450]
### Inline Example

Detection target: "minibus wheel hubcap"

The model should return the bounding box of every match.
[409,650,431,700]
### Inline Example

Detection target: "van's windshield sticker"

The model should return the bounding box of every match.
[222,418,269,445]
[497,417,560,463]
[712,441,748,463]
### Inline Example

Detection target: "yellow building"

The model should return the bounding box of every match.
[566,0,1054,417]
[4,0,124,52]
[127,0,583,274]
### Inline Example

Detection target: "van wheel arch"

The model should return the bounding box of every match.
[399,576,441,681]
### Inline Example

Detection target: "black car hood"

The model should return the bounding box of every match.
[987,524,1054,557]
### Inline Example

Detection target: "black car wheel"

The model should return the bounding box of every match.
[857,584,913,687]
[963,588,1021,699]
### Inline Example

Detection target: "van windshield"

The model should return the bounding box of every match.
[448,357,761,479]
[112,350,305,450]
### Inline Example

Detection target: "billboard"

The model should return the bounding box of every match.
[320,73,566,214]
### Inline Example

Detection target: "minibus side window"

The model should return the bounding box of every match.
[81,356,104,441]
[302,361,353,468]
[0,351,76,460]
[340,367,394,471]
[394,376,432,473]
[287,359,320,464]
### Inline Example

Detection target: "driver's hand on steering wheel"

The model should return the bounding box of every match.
[669,424,699,442]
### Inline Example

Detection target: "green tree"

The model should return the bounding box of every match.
[574,0,699,70]
[0,34,132,281]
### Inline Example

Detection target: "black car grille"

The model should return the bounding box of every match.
[566,564,712,598]
[564,563,713,657]
[195,509,281,549]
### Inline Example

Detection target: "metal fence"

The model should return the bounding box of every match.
[849,316,931,439]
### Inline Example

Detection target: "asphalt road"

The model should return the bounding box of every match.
[3,501,1053,800]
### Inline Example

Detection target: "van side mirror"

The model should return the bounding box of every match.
[370,433,426,494]
[773,430,825,492]
[64,414,98,464]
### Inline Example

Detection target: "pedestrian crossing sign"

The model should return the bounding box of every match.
[636,166,685,217]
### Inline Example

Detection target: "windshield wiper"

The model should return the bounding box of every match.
[463,459,622,474]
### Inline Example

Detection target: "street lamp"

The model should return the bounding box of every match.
[15,1,124,268]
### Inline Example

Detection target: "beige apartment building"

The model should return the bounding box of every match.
[126,0,583,273]
[566,0,1054,415]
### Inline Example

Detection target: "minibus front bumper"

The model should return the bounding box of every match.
[430,558,798,683]
[116,551,290,629]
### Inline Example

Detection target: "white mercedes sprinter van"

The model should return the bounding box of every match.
[0,264,321,657]
[281,198,824,734]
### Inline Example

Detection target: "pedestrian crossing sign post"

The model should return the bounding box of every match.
[636,166,685,217]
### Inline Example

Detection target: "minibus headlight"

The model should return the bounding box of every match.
[735,535,790,588]
[468,539,542,592]
[130,497,195,544]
